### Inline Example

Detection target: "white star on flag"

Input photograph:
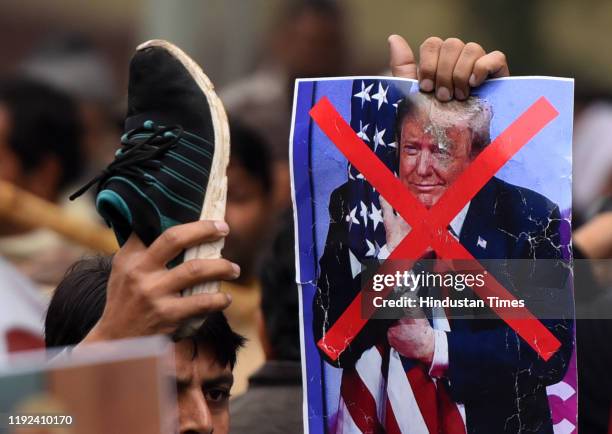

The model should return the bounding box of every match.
[392,98,402,111]
[369,202,383,230]
[373,126,386,151]
[365,239,381,257]
[388,141,397,148]
[357,121,370,142]
[371,83,388,110]
[359,201,369,228]
[348,166,365,180]
[353,81,373,108]
[346,206,360,229]
[348,249,362,279]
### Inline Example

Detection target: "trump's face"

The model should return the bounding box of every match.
[399,112,474,208]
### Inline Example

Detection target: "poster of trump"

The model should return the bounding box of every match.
[290,76,576,434]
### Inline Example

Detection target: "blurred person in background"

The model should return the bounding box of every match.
[571,94,612,434]
[0,77,83,222]
[573,99,612,225]
[230,212,301,434]
[222,120,275,395]
[221,0,347,209]
[0,34,121,288]
[0,77,81,358]
[0,77,86,287]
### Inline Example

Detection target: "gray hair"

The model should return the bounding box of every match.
[396,92,493,154]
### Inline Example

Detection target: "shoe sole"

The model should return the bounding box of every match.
[136,40,230,331]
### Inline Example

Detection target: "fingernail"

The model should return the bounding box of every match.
[420,79,434,92]
[214,221,229,234]
[454,88,465,100]
[436,86,451,101]
[225,293,232,303]
[231,263,241,277]
[469,74,477,87]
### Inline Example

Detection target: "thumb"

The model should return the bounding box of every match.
[379,196,394,223]
[388,34,417,79]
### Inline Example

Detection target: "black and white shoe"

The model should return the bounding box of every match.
[71,39,230,307]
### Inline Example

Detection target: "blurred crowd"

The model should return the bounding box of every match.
[0,1,610,434]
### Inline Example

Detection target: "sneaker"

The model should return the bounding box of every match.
[70,39,230,304]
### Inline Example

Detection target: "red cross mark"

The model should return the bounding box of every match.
[309,95,561,362]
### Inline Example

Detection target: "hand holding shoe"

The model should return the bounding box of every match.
[80,220,237,345]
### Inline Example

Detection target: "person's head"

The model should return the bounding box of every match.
[224,121,273,282]
[0,77,83,202]
[258,211,300,361]
[396,92,493,208]
[45,256,245,434]
[272,0,346,79]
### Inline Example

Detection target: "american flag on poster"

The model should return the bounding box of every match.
[344,79,401,261]
[335,79,467,433]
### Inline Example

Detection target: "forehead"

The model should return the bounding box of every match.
[400,112,472,150]
[172,340,231,380]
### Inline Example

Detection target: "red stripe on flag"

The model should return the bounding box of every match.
[340,367,384,433]
[437,381,467,434]
[406,366,440,433]
[384,394,402,434]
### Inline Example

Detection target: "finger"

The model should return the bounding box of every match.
[388,34,417,79]
[154,258,240,295]
[417,36,443,93]
[121,232,147,253]
[469,51,509,87]
[434,38,465,102]
[162,291,232,323]
[146,220,229,266]
[452,42,486,100]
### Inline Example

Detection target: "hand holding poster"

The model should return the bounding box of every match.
[291,77,575,434]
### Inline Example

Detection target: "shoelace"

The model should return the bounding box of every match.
[70,120,184,200]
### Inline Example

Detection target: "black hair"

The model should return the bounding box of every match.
[394,97,415,146]
[393,97,415,167]
[259,211,301,361]
[45,256,245,369]
[229,120,273,194]
[0,77,83,190]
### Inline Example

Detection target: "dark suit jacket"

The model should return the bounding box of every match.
[314,177,574,434]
